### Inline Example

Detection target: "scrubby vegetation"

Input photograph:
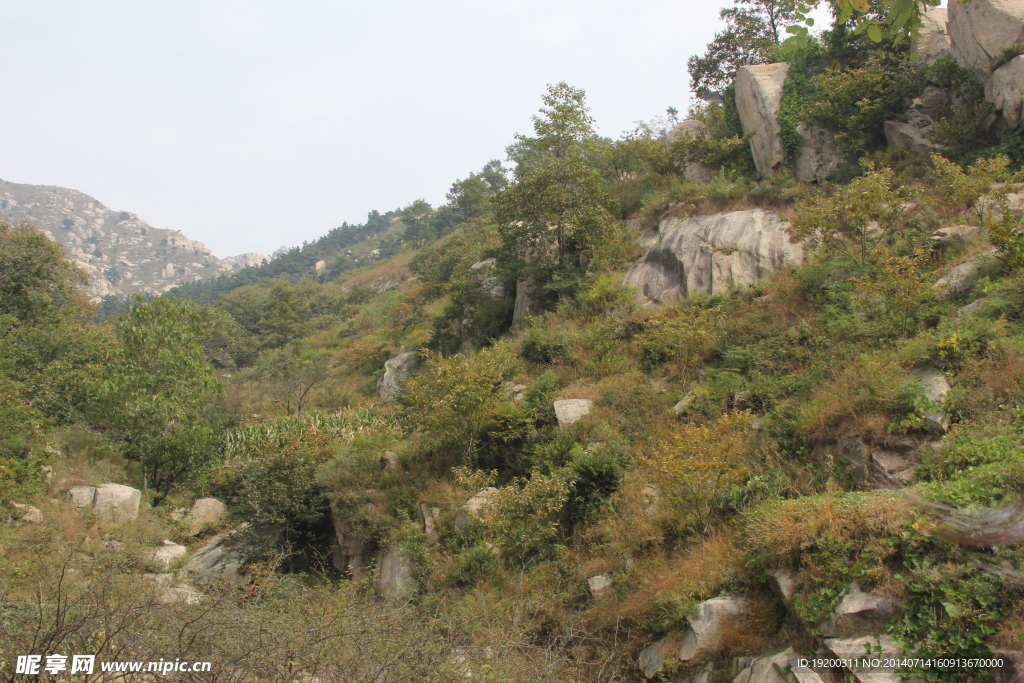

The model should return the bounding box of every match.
[9,2,1024,681]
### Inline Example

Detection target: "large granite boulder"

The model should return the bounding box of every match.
[184,527,248,583]
[638,640,669,680]
[93,484,141,524]
[149,540,188,571]
[736,63,790,176]
[794,124,841,182]
[377,347,416,401]
[667,120,712,183]
[67,486,96,508]
[185,498,227,536]
[623,209,803,303]
[934,248,997,298]
[731,649,796,683]
[949,0,1024,81]
[912,6,952,66]
[372,546,417,601]
[884,114,943,156]
[678,596,749,661]
[988,56,1024,127]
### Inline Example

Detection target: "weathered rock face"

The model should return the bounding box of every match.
[10,502,43,524]
[884,116,943,156]
[372,546,417,601]
[93,484,141,524]
[935,248,996,298]
[731,649,795,683]
[184,528,247,583]
[949,0,1024,81]
[667,120,712,184]
[818,582,899,638]
[638,640,669,680]
[794,124,842,182]
[988,56,1024,127]
[185,498,228,536]
[736,63,790,176]
[454,488,498,534]
[553,399,594,427]
[823,635,904,683]
[623,209,803,303]
[909,367,951,433]
[932,224,981,244]
[912,7,952,66]
[377,348,417,401]
[678,596,749,661]
[67,485,96,508]
[512,278,540,329]
[767,568,797,606]
[469,258,505,299]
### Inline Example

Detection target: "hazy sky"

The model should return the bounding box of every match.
[3,1,839,258]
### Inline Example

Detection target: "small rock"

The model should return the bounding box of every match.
[150,540,188,570]
[672,391,697,414]
[638,640,668,680]
[731,648,795,683]
[553,399,594,427]
[679,596,749,661]
[818,582,899,638]
[767,568,797,606]
[93,483,142,524]
[587,575,613,600]
[871,450,916,489]
[10,502,43,524]
[909,367,951,434]
[67,486,96,508]
[185,498,227,536]
[958,297,989,318]
[380,451,401,474]
[99,540,125,551]
[159,584,203,605]
[508,383,527,402]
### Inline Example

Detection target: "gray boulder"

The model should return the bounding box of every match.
[731,648,796,683]
[420,503,439,545]
[931,224,981,244]
[667,120,712,183]
[470,258,505,299]
[678,596,749,661]
[372,546,417,601]
[988,56,1024,127]
[184,527,247,583]
[553,399,594,427]
[623,209,803,303]
[638,640,669,680]
[185,498,227,536]
[511,278,540,329]
[736,63,790,176]
[818,582,899,638]
[10,502,43,524]
[871,450,917,489]
[67,486,96,508]
[958,297,990,318]
[767,568,797,606]
[794,124,842,182]
[912,7,952,66]
[377,347,416,401]
[588,575,614,600]
[93,484,141,524]
[934,248,997,298]
[949,0,1024,81]
[823,635,904,683]
[909,367,951,434]
[150,540,188,571]
[454,487,498,533]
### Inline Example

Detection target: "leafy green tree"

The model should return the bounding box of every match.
[688,1,795,99]
[0,222,91,324]
[401,198,437,247]
[100,296,222,496]
[199,305,258,369]
[401,346,516,464]
[781,0,942,54]
[254,347,331,415]
[496,82,617,292]
[260,281,308,349]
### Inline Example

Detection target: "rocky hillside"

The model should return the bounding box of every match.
[0,179,268,300]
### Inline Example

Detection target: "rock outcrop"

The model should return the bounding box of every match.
[93,484,141,524]
[818,582,899,638]
[185,498,228,536]
[67,486,96,508]
[884,116,943,157]
[667,120,712,183]
[948,0,1024,81]
[623,209,803,303]
[731,649,796,683]
[638,640,669,680]
[588,575,614,600]
[678,596,749,661]
[469,258,505,299]
[934,248,996,298]
[377,348,416,400]
[185,528,248,583]
[553,399,594,427]
[150,540,188,570]
[9,502,43,524]
[736,63,790,176]
[372,547,417,601]
[454,488,498,534]
[912,6,951,66]
[512,278,540,329]
[909,367,951,433]
[987,56,1024,127]
[794,124,842,182]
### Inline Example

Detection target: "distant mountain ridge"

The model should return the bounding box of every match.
[0,179,269,301]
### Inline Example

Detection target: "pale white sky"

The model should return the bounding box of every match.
[3,0,841,258]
